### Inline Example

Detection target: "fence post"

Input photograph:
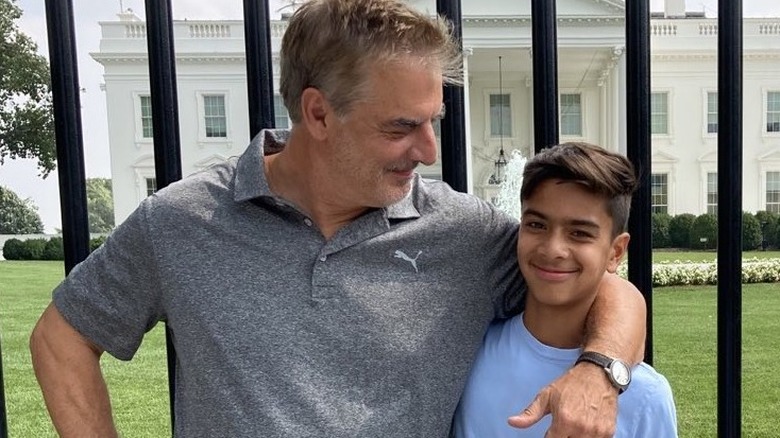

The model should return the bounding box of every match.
[717,0,743,435]
[625,0,654,364]
[243,0,275,138]
[437,0,468,192]
[531,0,559,152]
[143,0,183,430]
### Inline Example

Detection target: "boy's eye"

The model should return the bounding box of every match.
[524,221,545,230]
[571,230,594,239]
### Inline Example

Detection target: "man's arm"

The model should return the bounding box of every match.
[508,273,646,438]
[30,303,118,437]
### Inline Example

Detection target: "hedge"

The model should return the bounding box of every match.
[3,236,106,260]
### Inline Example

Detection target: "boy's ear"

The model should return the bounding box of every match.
[607,232,630,273]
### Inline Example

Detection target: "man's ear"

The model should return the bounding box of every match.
[607,232,630,273]
[300,87,331,141]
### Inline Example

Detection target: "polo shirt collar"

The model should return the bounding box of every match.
[233,129,421,220]
[233,129,288,203]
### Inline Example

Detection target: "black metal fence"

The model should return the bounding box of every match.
[0,0,745,436]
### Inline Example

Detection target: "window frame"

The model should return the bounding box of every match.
[650,90,672,138]
[766,171,780,213]
[132,91,154,145]
[650,172,669,215]
[703,90,718,136]
[763,89,780,136]
[196,91,231,143]
[483,88,517,142]
[559,92,584,138]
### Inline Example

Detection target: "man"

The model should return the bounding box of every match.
[30,0,646,436]
[452,143,677,437]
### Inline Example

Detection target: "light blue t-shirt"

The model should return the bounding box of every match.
[452,313,678,438]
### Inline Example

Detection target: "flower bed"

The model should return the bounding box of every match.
[616,258,780,287]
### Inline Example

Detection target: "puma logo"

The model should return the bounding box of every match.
[394,250,422,273]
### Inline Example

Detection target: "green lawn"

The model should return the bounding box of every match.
[1,260,779,436]
[0,261,170,437]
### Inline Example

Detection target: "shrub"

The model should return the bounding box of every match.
[2,238,25,260]
[754,211,779,249]
[23,238,48,260]
[690,214,717,250]
[89,235,107,252]
[742,212,763,251]
[651,213,672,248]
[669,213,696,248]
[42,236,65,261]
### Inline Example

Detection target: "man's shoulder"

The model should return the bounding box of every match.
[413,176,515,224]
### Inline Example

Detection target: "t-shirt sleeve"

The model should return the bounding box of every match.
[479,203,526,319]
[627,372,678,438]
[53,197,166,361]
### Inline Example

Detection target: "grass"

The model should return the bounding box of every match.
[1,260,779,436]
[0,261,170,437]
[652,283,780,437]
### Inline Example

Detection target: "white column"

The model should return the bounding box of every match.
[599,77,608,147]
[616,48,628,155]
[463,47,474,194]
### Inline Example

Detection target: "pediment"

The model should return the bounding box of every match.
[409,0,623,18]
[131,154,154,168]
[697,149,718,162]
[193,154,229,168]
[758,147,780,161]
[652,149,679,163]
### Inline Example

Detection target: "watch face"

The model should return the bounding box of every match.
[611,361,631,386]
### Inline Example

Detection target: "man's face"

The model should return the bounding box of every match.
[322,59,443,208]
[517,179,628,310]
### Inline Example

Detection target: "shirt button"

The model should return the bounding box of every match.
[319,255,327,262]
[304,218,313,227]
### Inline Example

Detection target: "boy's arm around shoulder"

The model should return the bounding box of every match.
[508,273,646,437]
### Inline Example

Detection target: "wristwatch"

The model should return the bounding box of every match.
[575,351,632,394]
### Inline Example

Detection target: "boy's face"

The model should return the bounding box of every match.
[517,178,629,309]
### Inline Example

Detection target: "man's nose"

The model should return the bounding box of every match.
[410,122,439,166]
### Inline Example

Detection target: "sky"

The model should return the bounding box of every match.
[1,0,778,233]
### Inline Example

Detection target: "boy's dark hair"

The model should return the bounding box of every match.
[521,142,638,237]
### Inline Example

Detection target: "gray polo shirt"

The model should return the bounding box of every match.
[54,130,525,437]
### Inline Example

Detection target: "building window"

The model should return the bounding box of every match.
[767,91,780,133]
[274,95,290,129]
[140,95,153,138]
[707,172,718,215]
[560,93,582,136]
[707,92,718,134]
[203,95,227,138]
[146,177,157,197]
[651,92,669,135]
[651,173,668,214]
[767,171,780,213]
[489,94,512,137]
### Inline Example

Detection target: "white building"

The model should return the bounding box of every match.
[92,0,780,225]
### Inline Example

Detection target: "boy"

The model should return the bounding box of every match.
[452,142,677,437]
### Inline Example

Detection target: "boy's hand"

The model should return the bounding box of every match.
[507,361,618,437]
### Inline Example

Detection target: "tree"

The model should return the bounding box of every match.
[0,185,43,233]
[690,214,717,250]
[651,212,671,248]
[669,213,696,249]
[742,212,762,251]
[0,0,56,176]
[86,177,115,233]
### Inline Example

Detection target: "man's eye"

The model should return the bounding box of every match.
[524,221,544,230]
